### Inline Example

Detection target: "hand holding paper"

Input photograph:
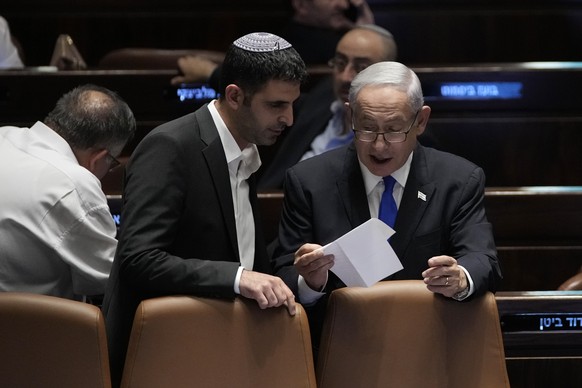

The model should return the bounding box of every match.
[320,218,403,287]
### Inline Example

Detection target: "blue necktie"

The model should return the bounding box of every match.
[379,176,397,228]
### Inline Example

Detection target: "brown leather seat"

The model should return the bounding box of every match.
[120,295,316,388]
[0,292,111,388]
[316,280,510,388]
[98,48,225,70]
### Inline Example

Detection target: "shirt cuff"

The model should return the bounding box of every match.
[455,265,475,301]
[298,274,327,305]
[234,266,244,294]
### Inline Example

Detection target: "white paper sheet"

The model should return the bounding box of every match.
[320,218,403,287]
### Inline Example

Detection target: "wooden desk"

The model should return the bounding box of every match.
[485,187,582,291]
[496,291,582,387]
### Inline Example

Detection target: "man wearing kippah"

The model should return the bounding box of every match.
[103,32,308,387]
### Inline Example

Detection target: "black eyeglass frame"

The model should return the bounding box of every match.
[106,151,121,171]
[353,110,420,144]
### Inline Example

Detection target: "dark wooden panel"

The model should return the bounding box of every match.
[496,291,582,386]
[3,65,582,186]
[485,187,582,246]
[423,119,582,186]
[3,1,582,66]
[506,358,582,388]
[498,248,582,291]
[497,291,582,354]
[0,69,207,158]
[2,0,290,66]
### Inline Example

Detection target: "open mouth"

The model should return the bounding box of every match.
[371,155,392,165]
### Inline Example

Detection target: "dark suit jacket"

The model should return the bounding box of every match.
[258,77,335,190]
[271,143,502,349]
[102,104,271,386]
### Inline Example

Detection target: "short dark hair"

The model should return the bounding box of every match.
[219,41,307,98]
[44,84,136,152]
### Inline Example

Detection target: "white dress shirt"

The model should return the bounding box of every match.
[208,101,261,293]
[0,122,116,299]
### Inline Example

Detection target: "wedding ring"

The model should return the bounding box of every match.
[445,277,449,286]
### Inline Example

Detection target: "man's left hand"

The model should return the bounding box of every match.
[422,255,468,298]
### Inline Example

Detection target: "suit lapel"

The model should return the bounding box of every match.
[338,144,371,228]
[391,145,434,257]
[196,106,240,260]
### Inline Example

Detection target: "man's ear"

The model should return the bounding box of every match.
[224,84,244,110]
[415,105,432,136]
[87,148,109,174]
[344,102,353,127]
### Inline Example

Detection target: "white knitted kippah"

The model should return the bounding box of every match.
[233,32,292,52]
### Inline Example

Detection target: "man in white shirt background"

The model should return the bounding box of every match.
[0,84,136,301]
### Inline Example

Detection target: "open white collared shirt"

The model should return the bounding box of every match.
[208,101,261,293]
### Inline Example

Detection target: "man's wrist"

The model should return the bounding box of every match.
[452,284,470,301]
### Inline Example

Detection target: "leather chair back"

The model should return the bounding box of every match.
[0,292,111,388]
[316,280,510,388]
[121,295,316,388]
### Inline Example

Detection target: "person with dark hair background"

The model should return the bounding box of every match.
[259,24,397,189]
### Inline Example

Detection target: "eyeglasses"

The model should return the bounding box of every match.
[353,110,420,144]
[328,57,372,74]
[106,151,121,171]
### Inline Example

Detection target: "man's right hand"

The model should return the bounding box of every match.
[171,56,218,85]
[294,243,335,291]
[239,270,297,316]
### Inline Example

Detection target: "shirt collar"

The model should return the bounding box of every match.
[32,121,78,163]
[330,99,344,115]
[207,100,261,177]
[359,151,414,196]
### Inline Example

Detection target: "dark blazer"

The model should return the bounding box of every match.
[271,143,502,347]
[258,77,336,190]
[102,104,271,386]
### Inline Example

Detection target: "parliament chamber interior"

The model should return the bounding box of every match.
[2,0,582,386]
